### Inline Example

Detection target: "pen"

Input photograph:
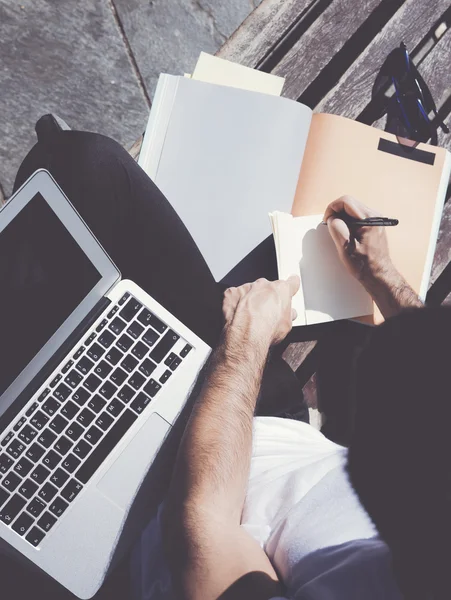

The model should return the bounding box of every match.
[321,216,399,227]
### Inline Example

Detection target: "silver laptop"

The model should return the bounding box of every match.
[0,170,211,598]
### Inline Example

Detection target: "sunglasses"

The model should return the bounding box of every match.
[387,42,449,146]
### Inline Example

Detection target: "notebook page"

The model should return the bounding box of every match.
[272,213,373,325]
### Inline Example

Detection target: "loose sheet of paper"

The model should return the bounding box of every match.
[270,212,373,325]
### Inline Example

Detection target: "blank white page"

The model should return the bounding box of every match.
[154,77,312,281]
[273,213,373,325]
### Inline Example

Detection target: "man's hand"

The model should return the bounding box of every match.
[222,276,300,347]
[324,195,422,318]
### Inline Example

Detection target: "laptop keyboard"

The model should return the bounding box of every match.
[0,293,193,547]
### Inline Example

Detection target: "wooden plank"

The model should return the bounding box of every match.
[217,0,313,68]
[317,0,450,116]
[283,340,317,371]
[272,0,385,101]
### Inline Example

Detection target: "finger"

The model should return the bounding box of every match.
[327,215,351,250]
[286,274,301,297]
[291,308,297,321]
[323,195,378,222]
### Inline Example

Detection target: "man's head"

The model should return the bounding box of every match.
[347,308,451,600]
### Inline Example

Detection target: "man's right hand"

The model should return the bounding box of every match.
[323,195,394,286]
[323,195,422,318]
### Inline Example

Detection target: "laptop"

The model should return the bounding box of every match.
[0,169,211,598]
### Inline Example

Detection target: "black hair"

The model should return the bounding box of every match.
[347,307,451,600]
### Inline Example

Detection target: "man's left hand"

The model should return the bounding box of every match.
[222,276,300,347]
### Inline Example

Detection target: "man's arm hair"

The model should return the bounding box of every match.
[363,266,423,319]
[162,326,284,600]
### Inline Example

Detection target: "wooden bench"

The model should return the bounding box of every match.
[217,0,451,410]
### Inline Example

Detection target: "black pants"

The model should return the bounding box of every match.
[13,116,309,422]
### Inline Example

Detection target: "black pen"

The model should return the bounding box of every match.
[322,216,399,227]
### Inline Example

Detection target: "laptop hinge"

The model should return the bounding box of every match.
[0,296,111,433]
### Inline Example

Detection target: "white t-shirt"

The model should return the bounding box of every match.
[130,417,403,599]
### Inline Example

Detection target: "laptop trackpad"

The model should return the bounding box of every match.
[97,412,171,510]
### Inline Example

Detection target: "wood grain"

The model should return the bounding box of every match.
[217,0,313,68]
[317,0,450,116]
[273,0,383,100]
[283,340,317,370]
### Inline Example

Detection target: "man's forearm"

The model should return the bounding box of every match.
[363,266,423,319]
[164,325,270,524]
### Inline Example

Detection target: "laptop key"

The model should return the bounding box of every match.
[121,355,138,374]
[130,392,151,415]
[131,341,148,360]
[62,360,74,374]
[119,298,142,322]
[93,360,113,379]
[61,453,81,474]
[88,395,107,414]
[25,402,39,417]
[169,357,182,371]
[84,426,102,445]
[37,388,51,402]
[150,330,180,364]
[49,468,70,489]
[0,488,9,508]
[42,397,60,417]
[118,292,130,306]
[49,496,69,517]
[65,423,84,442]
[0,454,13,473]
[18,425,38,444]
[37,429,57,449]
[42,450,61,471]
[96,319,108,332]
[60,401,79,420]
[159,370,172,384]
[13,417,27,431]
[6,440,26,459]
[95,412,114,432]
[143,379,161,398]
[110,367,127,386]
[180,343,193,358]
[106,399,125,418]
[87,343,105,362]
[129,372,145,391]
[50,374,62,388]
[54,383,71,402]
[30,410,49,431]
[2,472,21,492]
[77,409,95,427]
[1,431,14,447]
[26,497,46,517]
[25,443,45,463]
[127,321,144,340]
[65,370,83,389]
[142,328,159,347]
[164,352,177,367]
[49,414,69,435]
[107,306,119,319]
[25,526,46,547]
[98,330,115,349]
[99,381,117,400]
[117,334,133,353]
[73,346,85,360]
[72,387,90,407]
[39,482,58,502]
[105,347,123,366]
[37,511,57,532]
[12,512,34,536]
[84,374,102,392]
[109,317,126,335]
[72,440,91,460]
[0,494,26,524]
[76,356,94,375]
[18,479,38,499]
[75,410,138,485]
[84,332,97,346]
[137,309,167,333]
[54,436,73,456]
[139,359,157,378]
[14,457,33,477]
[118,384,135,403]
[30,465,51,485]
[61,479,83,502]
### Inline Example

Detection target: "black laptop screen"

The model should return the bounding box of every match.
[0,193,101,396]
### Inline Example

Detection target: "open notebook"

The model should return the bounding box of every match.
[139,73,451,324]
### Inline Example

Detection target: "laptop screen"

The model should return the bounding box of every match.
[0,193,101,397]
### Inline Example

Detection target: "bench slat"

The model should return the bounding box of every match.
[316,0,450,116]
[217,0,312,68]
[273,0,385,101]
